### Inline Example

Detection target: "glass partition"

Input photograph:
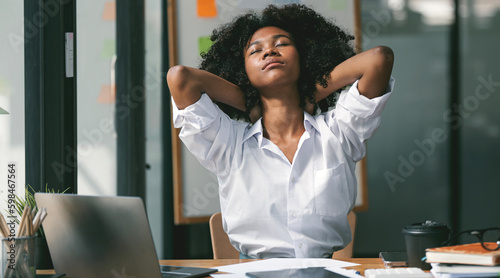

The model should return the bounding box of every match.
[0,1,25,215]
[76,0,164,257]
[357,0,452,255]
[459,0,500,230]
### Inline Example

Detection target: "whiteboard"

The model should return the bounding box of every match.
[168,0,365,224]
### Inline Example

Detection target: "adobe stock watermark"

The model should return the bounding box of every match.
[362,8,392,50]
[216,0,240,22]
[182,173,219,223]
[336,7,392,58]
[384,74,500,192]
[8,0,71,53]
[50,65,164,182]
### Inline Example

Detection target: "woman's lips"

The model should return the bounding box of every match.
[262,59,284,70]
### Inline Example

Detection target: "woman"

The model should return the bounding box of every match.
[167,4,394,258]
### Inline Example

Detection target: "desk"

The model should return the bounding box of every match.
[159,258,384,276]
[37,258,384,276]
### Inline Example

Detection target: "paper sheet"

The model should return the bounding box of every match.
[216,258,359,274]
[211,274,247,278]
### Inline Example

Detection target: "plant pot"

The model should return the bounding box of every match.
[35,236,53,269]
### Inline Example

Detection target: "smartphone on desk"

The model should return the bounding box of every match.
[379,251,409,267]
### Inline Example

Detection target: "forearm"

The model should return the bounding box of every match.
[315,46,394,100]
[166,65,246,111]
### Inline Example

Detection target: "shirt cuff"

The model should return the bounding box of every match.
[337,76,395,119]
[171,93,219,130]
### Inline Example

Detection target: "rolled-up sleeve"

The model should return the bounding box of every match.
[172,93,235,175]
[327,77,395,161]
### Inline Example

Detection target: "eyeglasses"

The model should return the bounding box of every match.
[441,227,500,251]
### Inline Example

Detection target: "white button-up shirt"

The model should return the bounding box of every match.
[172,78,395,258]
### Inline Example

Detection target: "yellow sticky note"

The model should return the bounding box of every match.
[197,0,217,18]
[102,1,116,21]
[198,36,213,55]
[329,0,347,10]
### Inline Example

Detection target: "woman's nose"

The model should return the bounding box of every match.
[263,47,278,58]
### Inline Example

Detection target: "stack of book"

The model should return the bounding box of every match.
[425,242,500,277]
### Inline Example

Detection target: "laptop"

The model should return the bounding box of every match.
[35,193,217,278]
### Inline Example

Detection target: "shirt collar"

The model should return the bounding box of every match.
[243,112,321,143]
[303,111,320,133]
[243,118,263,143]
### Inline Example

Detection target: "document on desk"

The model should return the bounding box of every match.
[216,258,359,274]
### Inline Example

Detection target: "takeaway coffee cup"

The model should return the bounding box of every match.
[402,220,450,270]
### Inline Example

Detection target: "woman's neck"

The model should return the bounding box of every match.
[260,93,305,141]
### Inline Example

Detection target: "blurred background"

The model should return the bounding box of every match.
[0,0,498,259]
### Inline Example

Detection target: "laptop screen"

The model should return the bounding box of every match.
[35,193,163,278]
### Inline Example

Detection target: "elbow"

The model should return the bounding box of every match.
[373,45,394,69]
[166,65,202,109]
[167,65,193,103]
[167,65,190,92]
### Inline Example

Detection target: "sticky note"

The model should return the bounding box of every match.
[329,0,347,10]
[101,39,116,59]
[198,36,213,55]
[98,84,115,103]
[102,1,116,21]
[197,0,217,18]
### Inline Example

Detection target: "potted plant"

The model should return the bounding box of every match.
[11,184,69,269]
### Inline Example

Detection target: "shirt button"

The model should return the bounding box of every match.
[299,243,303,248]
[291,178,296,183]
[292,212,297,217]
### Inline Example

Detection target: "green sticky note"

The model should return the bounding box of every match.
[101,39,116,59]
[198,36,213,55]
[329,0,347,10]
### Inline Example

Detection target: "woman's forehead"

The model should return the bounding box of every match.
[246,26,293,46]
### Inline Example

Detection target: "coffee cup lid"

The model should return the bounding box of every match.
[402,220,450,235]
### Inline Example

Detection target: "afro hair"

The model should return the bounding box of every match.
[199,4,355,122]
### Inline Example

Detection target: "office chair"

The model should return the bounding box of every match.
[332,211,357,259]
[209,211,357,259]
[209,212,239,259]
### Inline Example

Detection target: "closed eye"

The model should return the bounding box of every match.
[249,49,261,56]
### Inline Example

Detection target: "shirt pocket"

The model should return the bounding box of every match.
[313,163,351,217]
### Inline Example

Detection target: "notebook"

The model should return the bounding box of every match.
[35,193,217,278]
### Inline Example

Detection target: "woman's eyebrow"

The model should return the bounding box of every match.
[247,34,293,49]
